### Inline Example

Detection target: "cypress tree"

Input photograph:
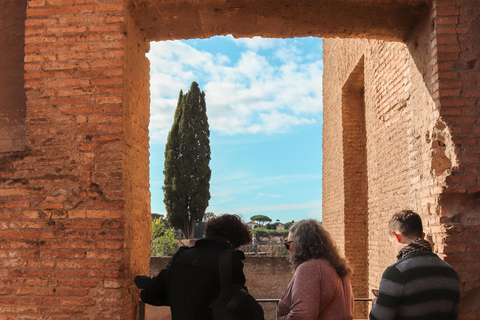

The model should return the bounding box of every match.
[163,82,211,239]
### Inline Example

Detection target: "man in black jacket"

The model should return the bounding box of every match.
[135,214,252,319]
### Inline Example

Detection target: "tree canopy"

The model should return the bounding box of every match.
[284,221,295,230]
[163,82,211,239]
[250,215,272,225]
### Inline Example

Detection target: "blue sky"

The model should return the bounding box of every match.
[147,35,323,224]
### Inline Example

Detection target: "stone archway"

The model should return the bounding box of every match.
[1,0,479,319]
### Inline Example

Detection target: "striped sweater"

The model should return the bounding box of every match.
[369,252,460,320]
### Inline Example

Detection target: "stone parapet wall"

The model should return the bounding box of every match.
[147,256,293,320]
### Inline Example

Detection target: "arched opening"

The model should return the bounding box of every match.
[3,0,478,319]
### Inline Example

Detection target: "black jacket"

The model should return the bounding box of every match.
[136,236,246,320]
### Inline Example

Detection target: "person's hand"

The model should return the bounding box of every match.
[134,275,151,289]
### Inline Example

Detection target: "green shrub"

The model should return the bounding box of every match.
[252,227,289,238]
[151,217,177,256]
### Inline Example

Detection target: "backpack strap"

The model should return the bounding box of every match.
[218,249,234,287]
[318,275,340,319]
[226,288,249,312]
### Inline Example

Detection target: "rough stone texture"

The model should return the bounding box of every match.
[1,0,479,318]
[130,0,430,42]
[123,3,152,318]
[323,0,480,319]
[0,0,150,318]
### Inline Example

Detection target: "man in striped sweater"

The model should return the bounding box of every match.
[369,210,460,320]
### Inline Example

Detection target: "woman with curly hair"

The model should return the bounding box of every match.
[278,219,354,320]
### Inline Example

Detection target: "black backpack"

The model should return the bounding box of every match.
[203,249,265,320]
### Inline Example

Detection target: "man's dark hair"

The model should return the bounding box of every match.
[388,210,423,239]
[205,214,252,248]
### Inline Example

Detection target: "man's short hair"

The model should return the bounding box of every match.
[388,210,423,239]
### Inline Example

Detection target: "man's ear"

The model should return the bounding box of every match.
[421,232,425,239]
[392,231,402,243]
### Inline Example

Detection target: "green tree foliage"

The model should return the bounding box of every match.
[265,222,280,230]
[192,212,216,239]
[250,215,272,226]
[163,82,211,239]
[284,220,295,230]
[151,217,177,256]
[203,211,216,222]
[251,227,289,238]
[151,213,162,220]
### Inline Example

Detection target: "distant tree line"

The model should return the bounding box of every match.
[251,228,289,238]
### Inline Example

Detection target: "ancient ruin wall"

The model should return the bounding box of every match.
[323,0,480,318]
[0,0,150,318]
[0,0,26,152]
[123,3,152,318]
[1,0,479,318]
[433,1,480,318]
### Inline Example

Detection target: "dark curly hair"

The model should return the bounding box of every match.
[289,219,351,277]
[205,214,252,248]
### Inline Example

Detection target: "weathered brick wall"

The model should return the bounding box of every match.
[322,39,373,319]
[123,4,152,318]
[342,56,369,316]
[1,0,478,318]
[323,0,480,318]
[0,0,26,152]
[0,0,150,318]
[433,1,480,318]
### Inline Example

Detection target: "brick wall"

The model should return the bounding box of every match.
[1,0,478,318]
[323,0,480,318]
[342,57,369,316]
[433,1,480,318]
[123,5,152,318]
[0,0,26,152]
[0,0,151,318]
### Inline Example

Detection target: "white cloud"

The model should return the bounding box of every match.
[230,201,323,214]
[258,193,282,198]
[210,173,322,202]
[233,36,279,51]
[147,37,323,142]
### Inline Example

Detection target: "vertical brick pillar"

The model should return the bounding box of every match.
[0,0,150,318]
[432,0,480,317]
[123,1,152,317]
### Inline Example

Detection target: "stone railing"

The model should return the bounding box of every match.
[138,298,373,320]
[240,243,289,256]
